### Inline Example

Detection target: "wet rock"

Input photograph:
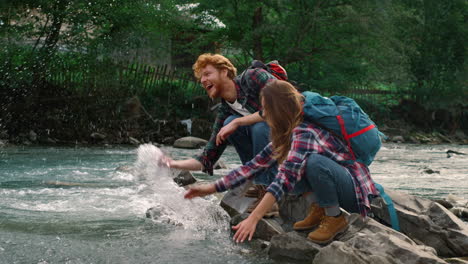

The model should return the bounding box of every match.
[214,159,228,170]
[434,199,454,209]
[0,130,8,139]
[446,150,466,158]
[115,165,136,174]
[278,194,315,231]
[172,170,196,186]
[313,214,446,264]
[220,182,257,217]
[450,208,468,220]
[129,137,140,145]
[392,135,405,143]
[231,213,284,241]
[29,130,37,142]
[437,133,453,143]
[220,182,284,241]
[371,188,468,257]
[268,231,321,261]
[161,136,175,145]
[421,167,440,174]
[445,257,468,264]
[90,132,106,140]
[0,140,5,147]
[191,118,212,140]
[409,136,422,144]
[173,136,207,149]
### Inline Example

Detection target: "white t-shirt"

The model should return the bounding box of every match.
[226,100,251,116]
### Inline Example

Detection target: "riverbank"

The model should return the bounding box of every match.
[1,117,467,147]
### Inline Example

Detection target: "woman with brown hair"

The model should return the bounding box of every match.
[184,80,378,245]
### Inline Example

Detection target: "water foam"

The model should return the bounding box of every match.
[134,144,229,232]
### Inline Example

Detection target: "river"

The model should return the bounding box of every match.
[0,143,467,263]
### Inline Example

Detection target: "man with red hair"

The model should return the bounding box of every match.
[164,53,284,216]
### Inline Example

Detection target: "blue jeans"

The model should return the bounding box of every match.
[224,115,278,186]
[292,154,359,213]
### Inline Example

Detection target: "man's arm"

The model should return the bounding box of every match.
[216,112,263,145]
[167,158,203,171]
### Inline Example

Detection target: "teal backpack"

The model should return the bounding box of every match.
[302,91,382,166]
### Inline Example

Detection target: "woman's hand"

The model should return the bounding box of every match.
[184,184,216,199]
[231,214,260,243]
[216,121,239,146]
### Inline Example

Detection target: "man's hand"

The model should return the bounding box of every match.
[231,214,260,243]
[216,121,239,146]
[160,158,203,171]
[184,184,216,199]
[159,155,173,168]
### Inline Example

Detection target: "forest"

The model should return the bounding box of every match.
[0,0,466,145]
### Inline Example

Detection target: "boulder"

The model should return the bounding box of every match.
[268,231,321,261]
[277,194,315,231]
[450,208,468,220]
[173,136,207,149]
[115,165,136,174]
[231,213,284,241]
[445,257,468,264]
[0,130,8,139]
[269,214,446,263]
[312,214,446,264]
[172,170,196,186]
[129,137,140,145]
[392,135,405,143]
[214,159,228,170]
[220,182,284,241]
[90,132,106,140]
[371,188,468,257]
[29,130,37,142]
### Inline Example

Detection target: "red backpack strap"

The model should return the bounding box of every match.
[266,62,288,81]
[336,115,357,160]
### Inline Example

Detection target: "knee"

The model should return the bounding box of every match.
[223,115,239,127]
[305,154,331,182]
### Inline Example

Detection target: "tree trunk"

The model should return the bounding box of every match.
[252,6,263,61]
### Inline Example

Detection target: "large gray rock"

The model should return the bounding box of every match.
[278,194,314,231]
[220,182,284,241]
[173,136,207,149]
[269,214,446,263]
[371,189,468,257]
[231,213,284,241]
[268,231,321,261]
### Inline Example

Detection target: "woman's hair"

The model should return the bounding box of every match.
[261,80,304,164]
[192,53,237,80]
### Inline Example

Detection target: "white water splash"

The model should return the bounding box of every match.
[134,144,229,232]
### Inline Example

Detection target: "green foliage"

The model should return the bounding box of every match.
[0,0,466,135]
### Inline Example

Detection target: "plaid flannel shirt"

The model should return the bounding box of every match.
[194,68,276,175]
[214,121,379,216]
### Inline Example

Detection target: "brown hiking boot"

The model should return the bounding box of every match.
[307,214,348,245]
[293,203,325,231]
[246,185,279,218]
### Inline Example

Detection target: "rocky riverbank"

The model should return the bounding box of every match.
[148,168,468,264]
[0,117,467,147]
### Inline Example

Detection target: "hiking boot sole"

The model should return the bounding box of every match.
[307,224,349,245]
[293,224,319,231]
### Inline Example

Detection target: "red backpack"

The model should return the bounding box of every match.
[248,60,288,81]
